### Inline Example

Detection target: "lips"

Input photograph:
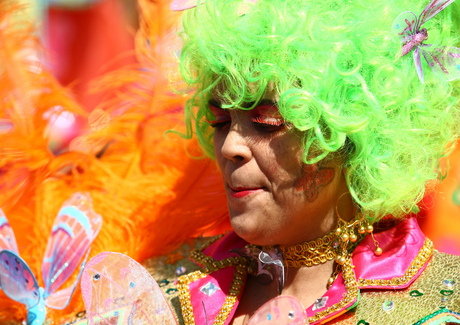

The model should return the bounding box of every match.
[228,186,264,198]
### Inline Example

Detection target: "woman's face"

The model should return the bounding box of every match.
[210,94,353,246]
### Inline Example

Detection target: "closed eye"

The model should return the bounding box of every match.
[251,116,291,132]
[206,119,231,128]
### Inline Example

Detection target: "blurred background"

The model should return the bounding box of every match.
[9,0,460,254]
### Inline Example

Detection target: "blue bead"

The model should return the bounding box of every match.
[395,24,400,29]
[456,64,460,71]
[267,313,272,321]
[130,282,135,288]
[114,311,119,316]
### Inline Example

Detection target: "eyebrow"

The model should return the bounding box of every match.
[207,99,277,109]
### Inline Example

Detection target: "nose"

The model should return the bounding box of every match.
[220,122,252,163]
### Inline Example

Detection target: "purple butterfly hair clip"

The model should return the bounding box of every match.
[392,0,460,83]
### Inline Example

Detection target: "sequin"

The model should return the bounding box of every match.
[288,311,295,319]
[130,282,135,288]
[200,282,220,297]
[175,266,187,276]
[395,24,400,29]
[443,279,456,287]
[312,296,328,311]
[457,64,460,71]
[93,274,100,281]
[410,290,424,297]
[441,296,449,303]
[267,313,272,321]
[382,301,395,312]
[114,311,119,316]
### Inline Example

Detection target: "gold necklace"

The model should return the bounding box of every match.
[274,231,338,268]
[259,213,370,269]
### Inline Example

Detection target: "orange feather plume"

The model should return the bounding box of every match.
[0,0,230,322]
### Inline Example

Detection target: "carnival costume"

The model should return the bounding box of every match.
[1,0,460,324]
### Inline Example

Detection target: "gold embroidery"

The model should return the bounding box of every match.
[214,264,248,324]
[176,271,209,324]
[357,238,434,288]
[307,256,359,324]
[330,251,460,324]
[177,244,249,325]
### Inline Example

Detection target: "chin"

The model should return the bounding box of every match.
[230,215,275,246]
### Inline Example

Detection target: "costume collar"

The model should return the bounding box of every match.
[177,217,433,325]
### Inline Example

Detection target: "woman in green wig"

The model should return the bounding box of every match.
[168,0,460,324]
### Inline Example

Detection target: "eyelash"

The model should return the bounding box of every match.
[251,116,285,126]
[205,116,288,129]
[205,118,230,128]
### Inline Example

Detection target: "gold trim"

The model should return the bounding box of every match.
[177,247,249,325]
[357,238,434,288]
[277,232,337,268]
[176,270,208,325]
[307,256,359,324]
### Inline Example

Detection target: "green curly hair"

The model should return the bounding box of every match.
[178,0,460,220]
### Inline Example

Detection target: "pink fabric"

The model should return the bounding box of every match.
[188,233,247,324]
[305,269,349,317]
[353,217,429,289]
[189,267,239,325]
[189,217,431,323]
[203,231,247,259]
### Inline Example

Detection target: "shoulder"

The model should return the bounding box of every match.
[333,250,460,324]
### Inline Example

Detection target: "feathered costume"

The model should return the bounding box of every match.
[0,1,230,322]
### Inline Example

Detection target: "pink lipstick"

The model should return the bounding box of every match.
[229,187,263,198]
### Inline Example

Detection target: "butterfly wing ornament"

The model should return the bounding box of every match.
[246,295,308,325]
[418,0,456,26]
[0,192,102,325]
[421,45,460,81]
[392,0,460,83]
[0,208,19,253]
[391,11,418,44]
[81,252,178,325]
[41,192,102,309]
[0,251,46,325]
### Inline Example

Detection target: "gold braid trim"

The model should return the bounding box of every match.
[277,232,338,268]
[177,245,249,325]
[177,270,208,325]
[357,238,434,288]
[307,256,359,324]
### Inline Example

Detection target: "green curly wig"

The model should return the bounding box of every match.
[178,0,460,220]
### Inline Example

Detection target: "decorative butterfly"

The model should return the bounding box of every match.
[80,251,309,325]
[81,251,178,325]
[0,192,102,325]
[391,0,460,83]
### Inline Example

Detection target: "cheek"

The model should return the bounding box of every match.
[294,164,335,202]
[213,131,226,166]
